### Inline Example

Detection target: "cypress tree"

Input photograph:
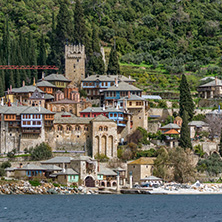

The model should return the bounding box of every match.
[38,34,47,66]
[0,76,4,97]
[48,12,57,69]
[179,110,192,149]
[2,18,10,64]
[28,33,38,81]
[219,129,222,157]
[54,0,74,72]
[87,25,105,75]
[9,69,15,88]
[73,0,87,45]
[107,44,120,75]
[179,74,195,121]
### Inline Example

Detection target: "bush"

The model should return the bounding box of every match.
[28,143,52,161]
[157,100,167,108]
[136,149,157,158]
[29,180,41,187]
[94,153,109,162]
[1,161,11,169]
[7,149,16,159]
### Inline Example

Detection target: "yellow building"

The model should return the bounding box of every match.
[127,157,156,184]
[44,74,71,89]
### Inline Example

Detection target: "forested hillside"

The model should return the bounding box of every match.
[1,0,222,94]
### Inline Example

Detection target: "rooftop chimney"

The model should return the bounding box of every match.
[33,77,36,86]
[115,78,118,87]
[22,80,25,87]
[10,85,12,93]
[128,91,131,99]
[42,72,45,80]
[215,76,218,85]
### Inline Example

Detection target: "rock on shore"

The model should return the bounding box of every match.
[0,181,97,195]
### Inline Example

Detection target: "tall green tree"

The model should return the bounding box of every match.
[47,12,57,69]
[107,44,120,75]
[179,110,192,149]
[28,33,38,81]
[73,0,87,45]
[179,74,194,121]
[38,34,46,66]
[219,129,222,157]
[54,0,74,72]
[87,25,105,75]
[2,18,10,64]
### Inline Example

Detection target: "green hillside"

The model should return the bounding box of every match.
[1,0,222,92]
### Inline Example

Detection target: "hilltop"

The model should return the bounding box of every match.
[0,0,222,92]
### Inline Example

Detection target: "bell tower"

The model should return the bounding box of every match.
[65,44,86,87]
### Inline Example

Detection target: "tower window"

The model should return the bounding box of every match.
[74,64,76,69]
[77,59,79,62]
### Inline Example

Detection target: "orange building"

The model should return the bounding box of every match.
[36,80,56,95]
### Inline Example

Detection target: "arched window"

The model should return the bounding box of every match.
[84,126,88,131]
[61,107,65,112]
[67,125,71,131]
[104,126,108,131]
[99,126,103,131]
[75,125,81,131]
[58,125,63,131]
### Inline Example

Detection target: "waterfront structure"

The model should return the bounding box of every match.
[65,44,86,87]
[42,156,118,187]
[127,157,156,184]
[197,77,222,99]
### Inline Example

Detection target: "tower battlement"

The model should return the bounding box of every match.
[65,44,86,87]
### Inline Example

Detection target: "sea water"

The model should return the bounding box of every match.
[0,194,222,222]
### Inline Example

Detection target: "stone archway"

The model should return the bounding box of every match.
[101,135,107,155]
[95,136,99,154]
[108,135,113,157]
[85,176,95,187]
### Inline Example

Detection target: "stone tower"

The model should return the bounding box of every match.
[65,44,86,87]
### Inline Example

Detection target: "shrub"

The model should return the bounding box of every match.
[28,143,52,161]
[1,161,11,169]
[29,180,41,187]
[94,153,109,162]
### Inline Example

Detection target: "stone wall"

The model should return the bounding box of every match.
[192,141,218,155]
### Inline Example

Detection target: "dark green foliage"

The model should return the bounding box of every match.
[128,127,150,145]
[29,180,41,186]
[28,143,52,161]
[179,74,195,121]
[1,161,11,169]
[94,153,109,162]
[136,148,157,158]
[87,25,105,75]
[219,130,222,157]
[192,114,206,121]
[194,145,205,158]
[179,111,192,149]
[73,0,87,45]
[7,149,16,159]
[197,153,222,176]
[107,45,120,75]
[53,0,73,72]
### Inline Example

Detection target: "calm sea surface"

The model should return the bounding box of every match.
[0,194,222,222]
